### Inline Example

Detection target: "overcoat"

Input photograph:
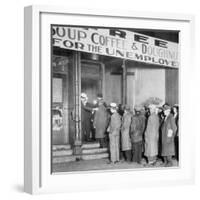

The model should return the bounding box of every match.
[121,112,132,151]
[108,112,121,162]
[174,114,179,136]
[93,104,110,139]
[144,113,160,157]
[81,101,93,122]
[130,113,146,143]
[161,114,177,156]
[81,101,93,137]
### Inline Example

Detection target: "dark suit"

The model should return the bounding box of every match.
[81,101,93,141]
[174,114,179,160]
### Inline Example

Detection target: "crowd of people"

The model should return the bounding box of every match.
[80,92,179,167]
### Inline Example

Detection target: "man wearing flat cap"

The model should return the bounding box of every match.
[107,102,121,163]
[172,104,179,161]
[121,105,132,162]
[144,104,160,165]
[130,105,146,164]
[161,104,177,167]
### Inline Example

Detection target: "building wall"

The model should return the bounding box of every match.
[165,69,179,105]
[104,62,166,108]
[104,66,122,105]
[135,67,166,105]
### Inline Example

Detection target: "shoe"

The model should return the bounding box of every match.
[151,161,157,167]
[166,161,173,167]
[148,161,156,167]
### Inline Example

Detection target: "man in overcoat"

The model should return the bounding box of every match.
[172,104,179,161]
[130,105,146,164]
[161,104,177,167]
[107,103,121,164]
[144,104,160,165]
[81,93,94,142]
[93,95,110,148]
[121,105,132,162]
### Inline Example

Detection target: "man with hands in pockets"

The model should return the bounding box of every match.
[161,104,177,167]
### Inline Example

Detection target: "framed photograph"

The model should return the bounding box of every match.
[24,5,195,194]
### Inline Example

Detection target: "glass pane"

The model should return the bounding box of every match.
[52,55,75,145]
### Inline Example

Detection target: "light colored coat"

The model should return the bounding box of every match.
[121,112,132,151]
[108,112,121,162]
[93,104,110,139]
[161,114,177,156]
[144,113,160,157]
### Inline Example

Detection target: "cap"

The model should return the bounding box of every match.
[173,104,179,108]
[97,93,103,99]
[148,104,157,110]
[110,102,117,108]
[124,105,131,111]
[134,105,144,111]
[163,104,171,111]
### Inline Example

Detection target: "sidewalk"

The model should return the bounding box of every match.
[52,158,178,173]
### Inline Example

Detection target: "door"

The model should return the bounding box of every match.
[109,74,122,104]
[81,61,104,102]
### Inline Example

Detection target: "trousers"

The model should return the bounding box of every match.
[132,141,143,163]
[109,134,120,162]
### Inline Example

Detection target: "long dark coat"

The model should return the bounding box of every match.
[81,101,93,137]
[93,104,110,139]
[161,114,177,156]
[130,113,146,143]
[81,102,93,122]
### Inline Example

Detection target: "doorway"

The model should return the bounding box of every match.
[81,60,104,102]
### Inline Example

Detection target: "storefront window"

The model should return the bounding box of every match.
[52,54,75,145]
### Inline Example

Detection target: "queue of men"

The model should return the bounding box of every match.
[81,92,179,167]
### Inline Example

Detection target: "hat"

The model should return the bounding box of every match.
[110,102,117,109]
[173,104,179,108]
[134,105,144,111]
[163,104,171,111]
[81,93,87,99]
[148,104,157,110]
[124,105,131,111]
[97,93,103,99]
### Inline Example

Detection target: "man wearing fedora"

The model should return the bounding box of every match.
[93,94,110,148]
[161,104,177,167]
[107,102,121,164]
[81,93,94,142]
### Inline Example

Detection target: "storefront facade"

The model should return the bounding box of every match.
[51,26,179,152]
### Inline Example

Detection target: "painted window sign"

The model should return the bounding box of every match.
[52,108,63,131]
[52,26,179,68]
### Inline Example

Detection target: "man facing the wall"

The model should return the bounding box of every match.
[81,93,94,142]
